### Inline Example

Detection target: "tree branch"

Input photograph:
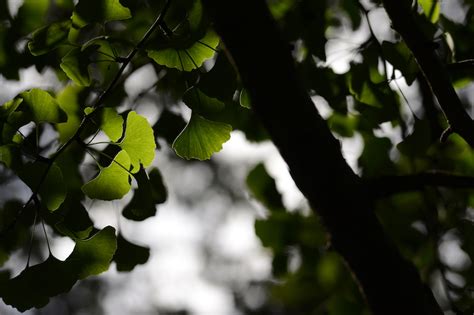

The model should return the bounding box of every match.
[381,0,474,147]
[368,171,474,197]
[201,0,443,314]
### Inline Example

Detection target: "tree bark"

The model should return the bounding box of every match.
[201,0,444,314]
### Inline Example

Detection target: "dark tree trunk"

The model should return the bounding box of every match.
[201,0,444,314]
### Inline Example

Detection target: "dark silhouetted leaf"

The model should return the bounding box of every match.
[113,233,150,271]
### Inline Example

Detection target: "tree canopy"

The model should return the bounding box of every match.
[0,0,474,314]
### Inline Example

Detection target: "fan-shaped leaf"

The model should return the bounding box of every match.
[82,150,132,200]
[182,87,224,115]
[172,113,231,160]
[119,111,155,172]
[19,89,67,124]
[56,85,84,143]
[19,161,66,211]
[60,47,93,86]
[28,20,72,56]
[72,0,132,26]
[101,108,124,142]
[0,226,116,312]
[113,233,150,271]
[122,167,167,221]
[147,29,219,71]
[246,163,285,212]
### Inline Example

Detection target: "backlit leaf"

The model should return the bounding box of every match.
[148,29,219,71]
[82,150,132,200]
[56,85,84,143]
[101,108,124,142]
[419,0,440,23]
[60,47,93,86]
[119,111,156,172]
[172,112,231,160]
[19,89,67,124]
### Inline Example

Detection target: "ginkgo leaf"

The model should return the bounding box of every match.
[60,47,93,86]
[147,29,219,71]
[172,112,232,160]
[101,108,124,142]
[122,167,167,221]
[19,89,67,124]
[113,233,150,272]
[56,85,84,143]
[28,20,72,56]
[72,0,132,26]
[69,226,118,279]
[119,111,155,172]
[19,161,66,211]
[246,163,285,212]
[54,200,94,240]
[0,226,116,312]
[82,150,132,200]
[182,87,224,116]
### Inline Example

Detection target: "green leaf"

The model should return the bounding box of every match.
[56,85,84,143]
[82,150,132,200]
[397,118,432,157]
[153,110,187,145]
[72,0,132,26]
[54,201,94,240]
[122,167,167,221]
[101,108,124,142]
[28,20,72,56]
[197,52,238,102]
[327,113,358,137]
[172,112,232,160]
[118,111,156,172]
[0,145,21,169]
[113,234,150,272]
[381,41,419,85]
[147,29,219,71]
[19,89,67,124]
[19,161,67,211]
[15,0,50,34]
[239,88,251,109]
[246,163,285,212]
[0,98,23,119]
[69,226,117,279]
[358,136,395,178]
[182,87,224,116]
[60,47,93,86]
[0,226,116,312]
[419,0,440,23]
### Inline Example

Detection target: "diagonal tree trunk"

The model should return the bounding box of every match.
[201,0,443,314]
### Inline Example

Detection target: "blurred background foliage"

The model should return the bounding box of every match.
[0,0,473,314]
